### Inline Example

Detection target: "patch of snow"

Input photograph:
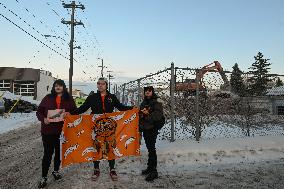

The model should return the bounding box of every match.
[267,86,284,96]
[0,112,38,134]
[143,135,284,174]
[158,118,284,140]
[0,91,40,105]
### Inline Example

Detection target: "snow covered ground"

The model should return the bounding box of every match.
[152,135,284,173]
[0,112,38,134]
[1,116,284,188]
[159,118,284,141]
[1,121,284,188]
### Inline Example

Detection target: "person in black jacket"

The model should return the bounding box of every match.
[139,86,164,182]
[72,77,133,181]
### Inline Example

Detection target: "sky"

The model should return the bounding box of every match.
[0,0,283,85]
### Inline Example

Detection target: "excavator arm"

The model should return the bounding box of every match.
[196,61,229,89]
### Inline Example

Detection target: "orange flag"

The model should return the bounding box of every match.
[61,108,140,167]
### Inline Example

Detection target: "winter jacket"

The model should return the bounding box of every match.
[72,90,133,114]
[36,95,76,135]
[139,95,164,130]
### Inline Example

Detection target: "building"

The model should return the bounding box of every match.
[71,89,88,98]
[266,86,284,115]
[0,67,56,101]
[69,89,88,107]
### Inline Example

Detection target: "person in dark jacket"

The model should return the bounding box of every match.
[72,77,133,181]
[139,86,164,182]
[36,79,76,188]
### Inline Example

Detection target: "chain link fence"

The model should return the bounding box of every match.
[117,62,284,142]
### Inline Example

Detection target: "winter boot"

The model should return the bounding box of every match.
[110,169,118,181]
[52,171,62,180]
[145,170,158,182]
[141,167,152,175]
[92,169,100,181]
[38,177,47,188]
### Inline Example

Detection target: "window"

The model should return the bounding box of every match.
[13,81,35,96]
[277,106,284,115]
[0,80,11,91]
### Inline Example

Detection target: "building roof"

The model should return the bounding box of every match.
[0,67,40,81]
[266,86,284,96]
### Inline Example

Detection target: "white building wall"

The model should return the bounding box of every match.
[36,72,55,101]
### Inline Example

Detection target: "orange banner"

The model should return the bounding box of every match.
[61,108,140,167]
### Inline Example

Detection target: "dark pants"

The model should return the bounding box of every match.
[41,134,61,178]
[93,160,115,170]
[143,128,158,170]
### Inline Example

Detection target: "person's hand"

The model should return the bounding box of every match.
[44,118,50,125]
[133,106,139,109]
[63,112,71,118]
[141,108,149,115]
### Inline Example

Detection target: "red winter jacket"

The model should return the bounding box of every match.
[36,95,76,135]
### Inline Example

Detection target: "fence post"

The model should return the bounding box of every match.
[195,69,201,141]
[122,84,126,104]
[170,62,175,142]
[137,79,141,106]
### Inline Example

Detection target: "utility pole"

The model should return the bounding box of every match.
[107,71,114,90]
[170,62,175,142]
[98,58,106,77]
[113,84,118,95]
[62,1,85,94]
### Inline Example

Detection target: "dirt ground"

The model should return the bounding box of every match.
[1,122,284,189]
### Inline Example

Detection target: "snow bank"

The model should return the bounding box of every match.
[0,112,38,134]
[0,91,40,105]
[141,135,284,173]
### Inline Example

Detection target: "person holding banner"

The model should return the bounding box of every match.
[139,86,165,182]
[72,77,133,181]
[36,79,76,188]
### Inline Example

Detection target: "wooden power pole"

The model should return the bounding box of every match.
[98,58,106,77]
[62,1,85,95]
[107,71,114,90]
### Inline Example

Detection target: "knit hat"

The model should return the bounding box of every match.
[97,77,108,85]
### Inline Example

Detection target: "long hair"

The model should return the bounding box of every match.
[143,86,158,100]
[48,79,71,100]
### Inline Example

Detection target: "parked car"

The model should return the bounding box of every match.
[0,98,5,115]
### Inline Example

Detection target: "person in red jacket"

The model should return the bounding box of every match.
[36,79,76,188]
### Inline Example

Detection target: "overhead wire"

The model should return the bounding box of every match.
[0,12,69,60]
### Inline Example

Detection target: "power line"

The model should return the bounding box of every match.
[14,0,69,43]
[61,1,85,94]
[80,12,104,56]
[0,13,69,60]
[67,13,100,80]
[61,1,105,81]
[0,2,67,54]
[75,11,105,77]
[45,1,70,37]
[59,0,72,16]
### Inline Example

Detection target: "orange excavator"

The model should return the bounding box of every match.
[176,61,230,97]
